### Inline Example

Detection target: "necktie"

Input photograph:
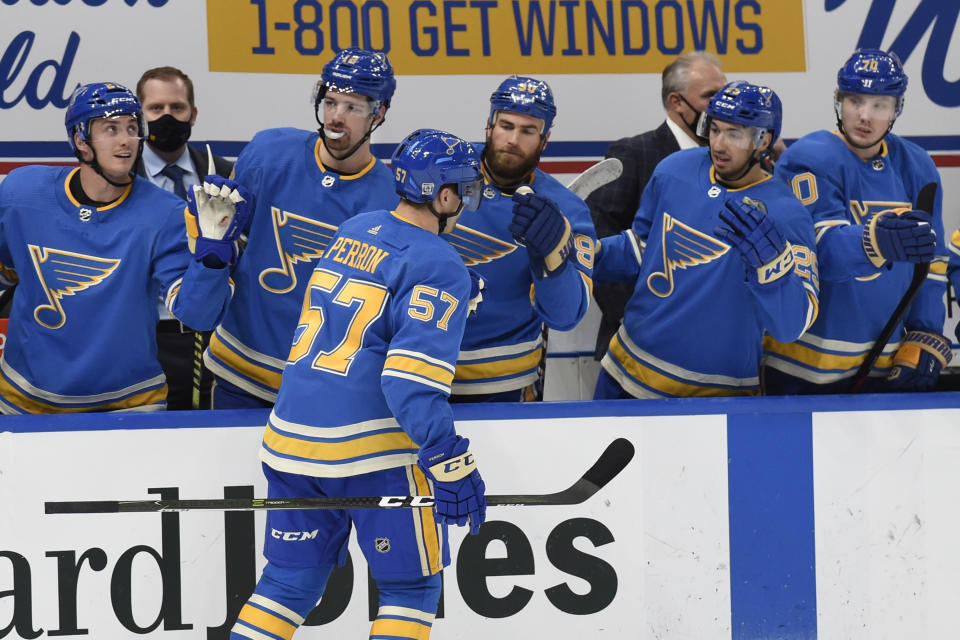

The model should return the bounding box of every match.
[159,164,188,200]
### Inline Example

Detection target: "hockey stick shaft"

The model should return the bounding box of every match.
[46,438,635,514]
[848,182,938,393]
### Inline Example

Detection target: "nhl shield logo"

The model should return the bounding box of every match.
[483,186,497,199]
[707,185,722,198]
[872,158,885,171]
[375,537,391,553]
[321,175,337,188]
[78,207,93,222]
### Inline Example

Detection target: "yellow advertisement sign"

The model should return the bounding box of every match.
[208,0,805,74]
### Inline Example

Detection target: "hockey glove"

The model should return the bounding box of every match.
[467,268,485,317]
[184,175,253,267]
[418,435,486,535]
[886,330,953,392]
[862,210,936,268]
[510,191,575,277]
[715,198,794,285]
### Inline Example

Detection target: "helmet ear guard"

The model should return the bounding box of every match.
[487,75,557,136]
[392,129,482,231]
[314,48,395,118]
[834,48,906,146]
[64,82,144,157]
[836,48,907,117]
[701,80,780,158]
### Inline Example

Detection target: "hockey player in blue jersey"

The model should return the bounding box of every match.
[593,81,819,399]
[204,48,400,409]
[0,82,248,413]
[765,49,949,394]
[443,75,596,401]
[229,129,486,640]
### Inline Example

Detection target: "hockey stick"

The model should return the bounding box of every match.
[847,182,938,393]
[45,437,635,514]
[565,157,623,200]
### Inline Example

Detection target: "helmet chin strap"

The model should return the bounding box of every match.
[318,120,380,163]
[428,197,464,235]
[77,139,142,189]
[314,93,386,164]
[834,103,894,151]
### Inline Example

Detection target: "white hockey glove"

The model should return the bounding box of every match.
[184,176,252,267]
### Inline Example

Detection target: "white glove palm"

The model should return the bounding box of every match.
[192,181,246,241]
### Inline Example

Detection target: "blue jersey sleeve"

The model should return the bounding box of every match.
[593,168,663,283]
[381,252,471,450]
[528,174,596,331]
[156,201,234,330]
[744,189,820,343]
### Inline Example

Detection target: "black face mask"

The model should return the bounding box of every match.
[147,114,192,152]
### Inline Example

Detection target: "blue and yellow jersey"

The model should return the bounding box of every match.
[595,148,819,398]
[263,209,470,478]
[767,130,946,390]
[443,148,596,395]
[203,128,398,402]
[0,166,233,413]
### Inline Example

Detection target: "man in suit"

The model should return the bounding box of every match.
[135,66,233,410]
[586,52,726,359]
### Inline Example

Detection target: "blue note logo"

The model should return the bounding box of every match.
[28,245,120,329]
[259,207,338,293]
[647,213,729,298]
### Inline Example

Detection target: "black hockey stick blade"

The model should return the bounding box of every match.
[848,182,937,393]
[45,438,635,514]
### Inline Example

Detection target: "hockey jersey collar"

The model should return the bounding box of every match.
[62,167,133,211]
[830,129,889,160]
[312,136,378,180]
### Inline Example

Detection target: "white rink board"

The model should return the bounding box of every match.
[3,395,960,639]
[813,408,960,640]
[0,412,731,639]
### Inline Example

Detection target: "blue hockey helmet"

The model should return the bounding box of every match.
[392,129,482,212]
[836,48,907,116]
[317,48,396,108]
[65,82,143,154]
[700,80,782,146]
[488,75,556,135]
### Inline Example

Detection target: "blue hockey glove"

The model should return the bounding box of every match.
[715,198,794,285]
[886,330,953,391]
[467,268,485,317]
[418,435,486,535]
[184,175,253,267]
[862,210,936,268]
[510,191,574,277]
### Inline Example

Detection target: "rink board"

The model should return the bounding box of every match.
[2,393,960,639]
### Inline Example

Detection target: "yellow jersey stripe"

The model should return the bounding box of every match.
[263,424,417,462]
[384,354,454,387]
[235,603,297,640]
[454,347,542,381]
[0,374,166,413]
[610,335,758,397]
[208,332,284,390]
[370,616,432,640]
